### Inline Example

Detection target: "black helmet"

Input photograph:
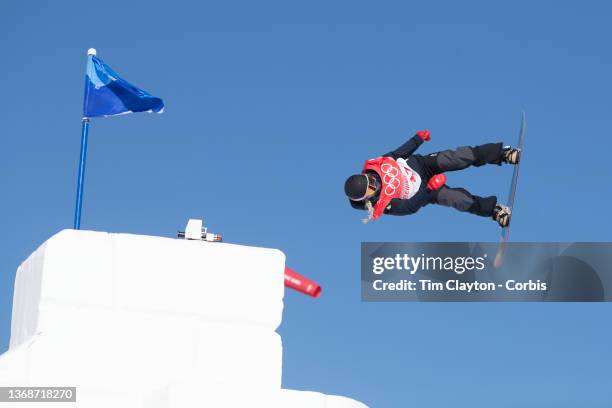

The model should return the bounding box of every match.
[345,173,378,201]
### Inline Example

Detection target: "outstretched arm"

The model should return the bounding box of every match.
[383,130,431,159]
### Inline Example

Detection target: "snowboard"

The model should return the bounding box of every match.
[494,112,527,268]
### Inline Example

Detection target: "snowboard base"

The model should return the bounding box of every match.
[494,112,527,268]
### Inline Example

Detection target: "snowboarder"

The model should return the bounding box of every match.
[344,130,520,227]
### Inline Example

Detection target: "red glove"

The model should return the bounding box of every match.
[427,174,446,191]
[416,130,431,141]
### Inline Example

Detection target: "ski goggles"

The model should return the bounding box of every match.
[365,174,379,196]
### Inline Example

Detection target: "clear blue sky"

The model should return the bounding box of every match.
[1,1,611,407]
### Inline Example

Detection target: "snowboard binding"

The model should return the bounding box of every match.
[502,146,521,165]
[493,204,512,228]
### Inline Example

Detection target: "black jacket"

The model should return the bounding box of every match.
[349,135,432,216]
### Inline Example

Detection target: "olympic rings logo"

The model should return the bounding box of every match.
[380,163,401,196]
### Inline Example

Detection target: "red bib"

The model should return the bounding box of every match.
[362,157,409,220]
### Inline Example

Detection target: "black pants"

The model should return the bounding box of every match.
[417,143,503,217]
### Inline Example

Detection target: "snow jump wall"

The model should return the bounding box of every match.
[0,230,367,408]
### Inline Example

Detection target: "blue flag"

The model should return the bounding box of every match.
[83,53,164,118]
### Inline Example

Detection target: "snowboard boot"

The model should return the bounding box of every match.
[501,146,521,165]
[493,204,511,228]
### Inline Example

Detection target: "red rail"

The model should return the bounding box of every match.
[284,266,322,298]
